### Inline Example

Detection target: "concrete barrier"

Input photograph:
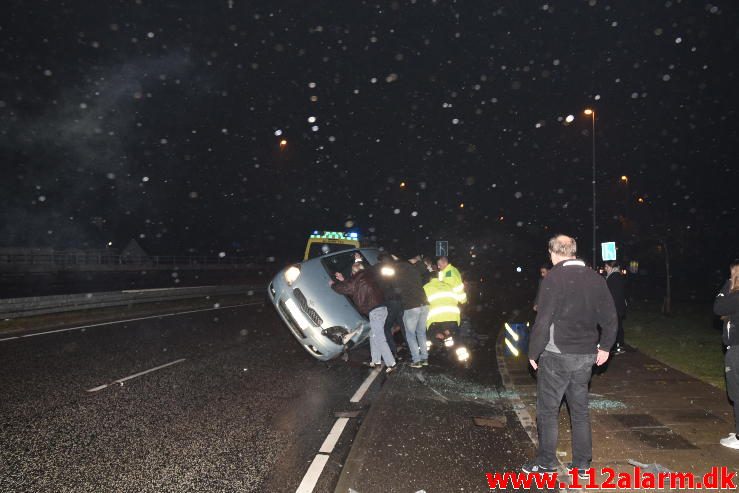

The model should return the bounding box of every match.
[0,284,263,319]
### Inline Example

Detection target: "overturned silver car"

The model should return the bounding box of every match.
[268,247,380,361]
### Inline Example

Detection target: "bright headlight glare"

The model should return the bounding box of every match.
[456,346,470,362]
[426,340,432,349]
[380,266,396,277]
[284,265,301,285]
[444,337,454,347]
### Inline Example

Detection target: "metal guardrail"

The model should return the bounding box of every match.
[0,253,260,266]
[0,284,264,319]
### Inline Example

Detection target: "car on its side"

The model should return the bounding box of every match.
[268,247,380,361]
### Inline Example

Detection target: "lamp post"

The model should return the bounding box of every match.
[583,108,596,268]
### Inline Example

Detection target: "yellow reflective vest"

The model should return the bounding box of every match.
[423,278,461,327]
[438,263,467,304]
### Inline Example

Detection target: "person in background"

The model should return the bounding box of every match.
[423,256,436,281]
[396,255,430,368]
[523,235,617,477]
[423,275,460,345]
[437,256,467,304]
[715,259,739,450]
[605,261,627,355]
[331,262,397,373]
[533,265,550,312]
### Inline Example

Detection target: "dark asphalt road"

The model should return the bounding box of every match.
[0,302,373,492]
[0,296,535,493]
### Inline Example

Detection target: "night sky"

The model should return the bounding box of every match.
[1,1,737,282]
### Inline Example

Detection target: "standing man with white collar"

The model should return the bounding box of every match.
[522,235,618,477]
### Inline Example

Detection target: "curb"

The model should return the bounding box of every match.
[495,326,538,447]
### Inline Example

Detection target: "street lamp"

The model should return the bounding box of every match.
[583,108,596,268]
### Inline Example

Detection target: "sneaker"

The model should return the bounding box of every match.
[566,463,591,480]
[421,359,429,367]
[385,364,397,374]
[612,345,626,355]
[521,462,557,475]
[409,361,423,369]
[364,361,381,369]
[720,433,739,449]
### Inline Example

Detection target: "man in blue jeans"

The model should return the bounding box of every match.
[522,235,618,477]
[395,255,430,368]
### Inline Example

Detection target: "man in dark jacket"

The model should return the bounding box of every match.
[523,235,618,477]
[394,255,430,368]
[372,253,405,359]
[715,259,739,450]
[605,261,627,355]
[331,262,396,373]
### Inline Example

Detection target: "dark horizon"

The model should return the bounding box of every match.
[1,1,737,285]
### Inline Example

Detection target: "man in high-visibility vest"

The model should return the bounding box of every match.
[423,277,461,343]
[437,256,467,304]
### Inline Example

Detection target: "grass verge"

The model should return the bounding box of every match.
[627,299,726,390]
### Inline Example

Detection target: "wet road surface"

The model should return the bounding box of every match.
[0,302,372,492]
[0,300,535,492]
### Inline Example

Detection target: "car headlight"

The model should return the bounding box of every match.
[444,336,454,348]
[284,265,301,285]
[456,346,470,362]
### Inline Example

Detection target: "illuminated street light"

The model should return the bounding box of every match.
[584,108,596,268]
[620,175,628,183]
[279,139,287,148]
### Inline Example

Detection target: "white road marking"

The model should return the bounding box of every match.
[349,367,381,403]
[318,417,349,454]
[295,453,329,493]
[1,301,263,343]
[495,332,538,447]
[296,366,382,491]
[86,358,186,393]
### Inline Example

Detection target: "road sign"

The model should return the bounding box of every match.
[601,241,617,261]
[435,240,448,257]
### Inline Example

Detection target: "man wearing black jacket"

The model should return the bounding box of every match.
[395,256,430,368]
[522,235,618,476]
[605,261,627,355]
[714,259,739,450]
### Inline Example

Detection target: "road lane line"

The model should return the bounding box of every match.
[318,418,349,454]
[295,453,329,493]
[86,384,109,392]
[349,367,381,403]
[2,301,263,343]
[86,358,186,393]
[296,367,379,492]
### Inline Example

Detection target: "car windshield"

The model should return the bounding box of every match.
[321,250,367,280]
[307,242,356,260]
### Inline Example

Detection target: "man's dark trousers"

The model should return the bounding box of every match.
[535,351,597,469]
[383,299,404,356]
